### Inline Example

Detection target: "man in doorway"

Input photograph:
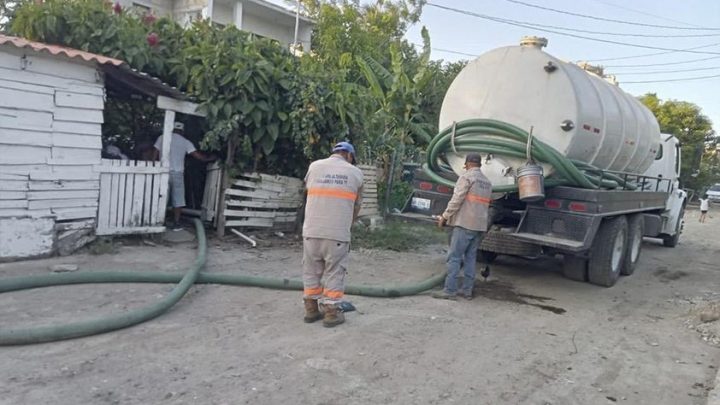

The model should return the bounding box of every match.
[433,153,493,300]
[302,142,364,327]
[699,195,709,223]
[153,122,214,230]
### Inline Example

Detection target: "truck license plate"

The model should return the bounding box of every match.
[411,197,431,210]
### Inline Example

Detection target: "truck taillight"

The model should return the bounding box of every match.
[418,182,433,191]
[569,202,587,212]
[544,199,561,209]
[437,185,451,193]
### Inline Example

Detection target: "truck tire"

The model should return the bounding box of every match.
[662,205,685,248]
[563,256,588,282]
[621,214,644,276]
[588,216,628,288]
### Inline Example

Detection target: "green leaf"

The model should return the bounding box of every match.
[239,101,254,115]
[252,127,264,142]
[222,103,232,119]
[356,56,385,102]
[251,109,262,125]
[260,133,276,155]
[268,123,279,141]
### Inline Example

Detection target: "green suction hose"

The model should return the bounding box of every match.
[0,220,206,345]
[0,219,445,345]
[423,119,634,192]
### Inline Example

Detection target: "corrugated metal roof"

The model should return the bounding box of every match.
[0,34,187,100]
[0,34,124,66]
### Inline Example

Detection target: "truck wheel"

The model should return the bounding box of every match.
[563,256,588,282]
[621,214,644,276]
[662,206,685,248]
[588,216,628,287]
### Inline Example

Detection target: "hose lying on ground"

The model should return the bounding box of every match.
[0,219,445,345]
[423,118,634,193]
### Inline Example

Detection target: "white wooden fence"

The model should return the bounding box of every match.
[96,159,168,235]
[222,172,304,229]
[203,165,381,234]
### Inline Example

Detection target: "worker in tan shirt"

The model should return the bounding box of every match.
[302,142,364,327]
[433,153,492,300]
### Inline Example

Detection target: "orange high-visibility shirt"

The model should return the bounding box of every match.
[303,155,364,242]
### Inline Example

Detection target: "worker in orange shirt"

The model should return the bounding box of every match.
[301,142,364,327]
[434,153,493,300]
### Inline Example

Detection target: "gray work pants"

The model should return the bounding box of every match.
[302,237,349,305]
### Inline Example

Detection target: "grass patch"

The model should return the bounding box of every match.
[352,221,447,251]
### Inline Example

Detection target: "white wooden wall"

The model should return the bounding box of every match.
[0,46,104,258]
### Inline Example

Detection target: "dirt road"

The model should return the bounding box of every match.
[1,207,718,405]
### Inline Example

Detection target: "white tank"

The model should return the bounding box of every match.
[439,37,661,186]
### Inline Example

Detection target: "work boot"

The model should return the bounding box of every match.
[303,299,322,323]
[321,304,345,328]
[431,290,457,300]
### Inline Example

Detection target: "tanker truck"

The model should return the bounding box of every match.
[400,37,687,287]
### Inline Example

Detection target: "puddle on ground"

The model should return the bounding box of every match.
[471,279,566,314]
[654,267,689,282]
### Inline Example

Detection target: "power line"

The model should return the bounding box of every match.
[426,3,720,56]
[517,21,720,39]
[587,0,704,28]
[432,47,478,58]
[408,43,720,84]
[412,43,478,58]
[621,73,720,83]
[604,55,720,68]
[503,0,720,31]
[612,66,720,75]
[584,42,720,61]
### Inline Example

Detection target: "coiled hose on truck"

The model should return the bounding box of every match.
[423,119,634,192]
[0,220,446,345]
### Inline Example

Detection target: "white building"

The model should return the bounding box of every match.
[0,35,204,261]
[120,0,314,50]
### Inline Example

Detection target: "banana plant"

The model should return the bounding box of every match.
[356,26,434,162]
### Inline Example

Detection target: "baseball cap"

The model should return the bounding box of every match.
[332,141,356,157]
[465,153,482,164]
[173,122,185,132]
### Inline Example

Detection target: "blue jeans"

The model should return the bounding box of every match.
[444,227,484,294]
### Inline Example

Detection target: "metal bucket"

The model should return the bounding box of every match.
[517,163,545,202]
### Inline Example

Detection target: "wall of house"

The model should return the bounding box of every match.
[212,2,234,26]
[239,10,312,49]
[0,46,104,260]
[119,0,313,49]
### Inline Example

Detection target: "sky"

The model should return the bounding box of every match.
[404,0,720,132]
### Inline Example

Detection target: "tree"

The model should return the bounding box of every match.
[356,28,434,163]
[0,0,27,33]
[639,93,718,191]
[9,0,360,177]
[420,59,467,135]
